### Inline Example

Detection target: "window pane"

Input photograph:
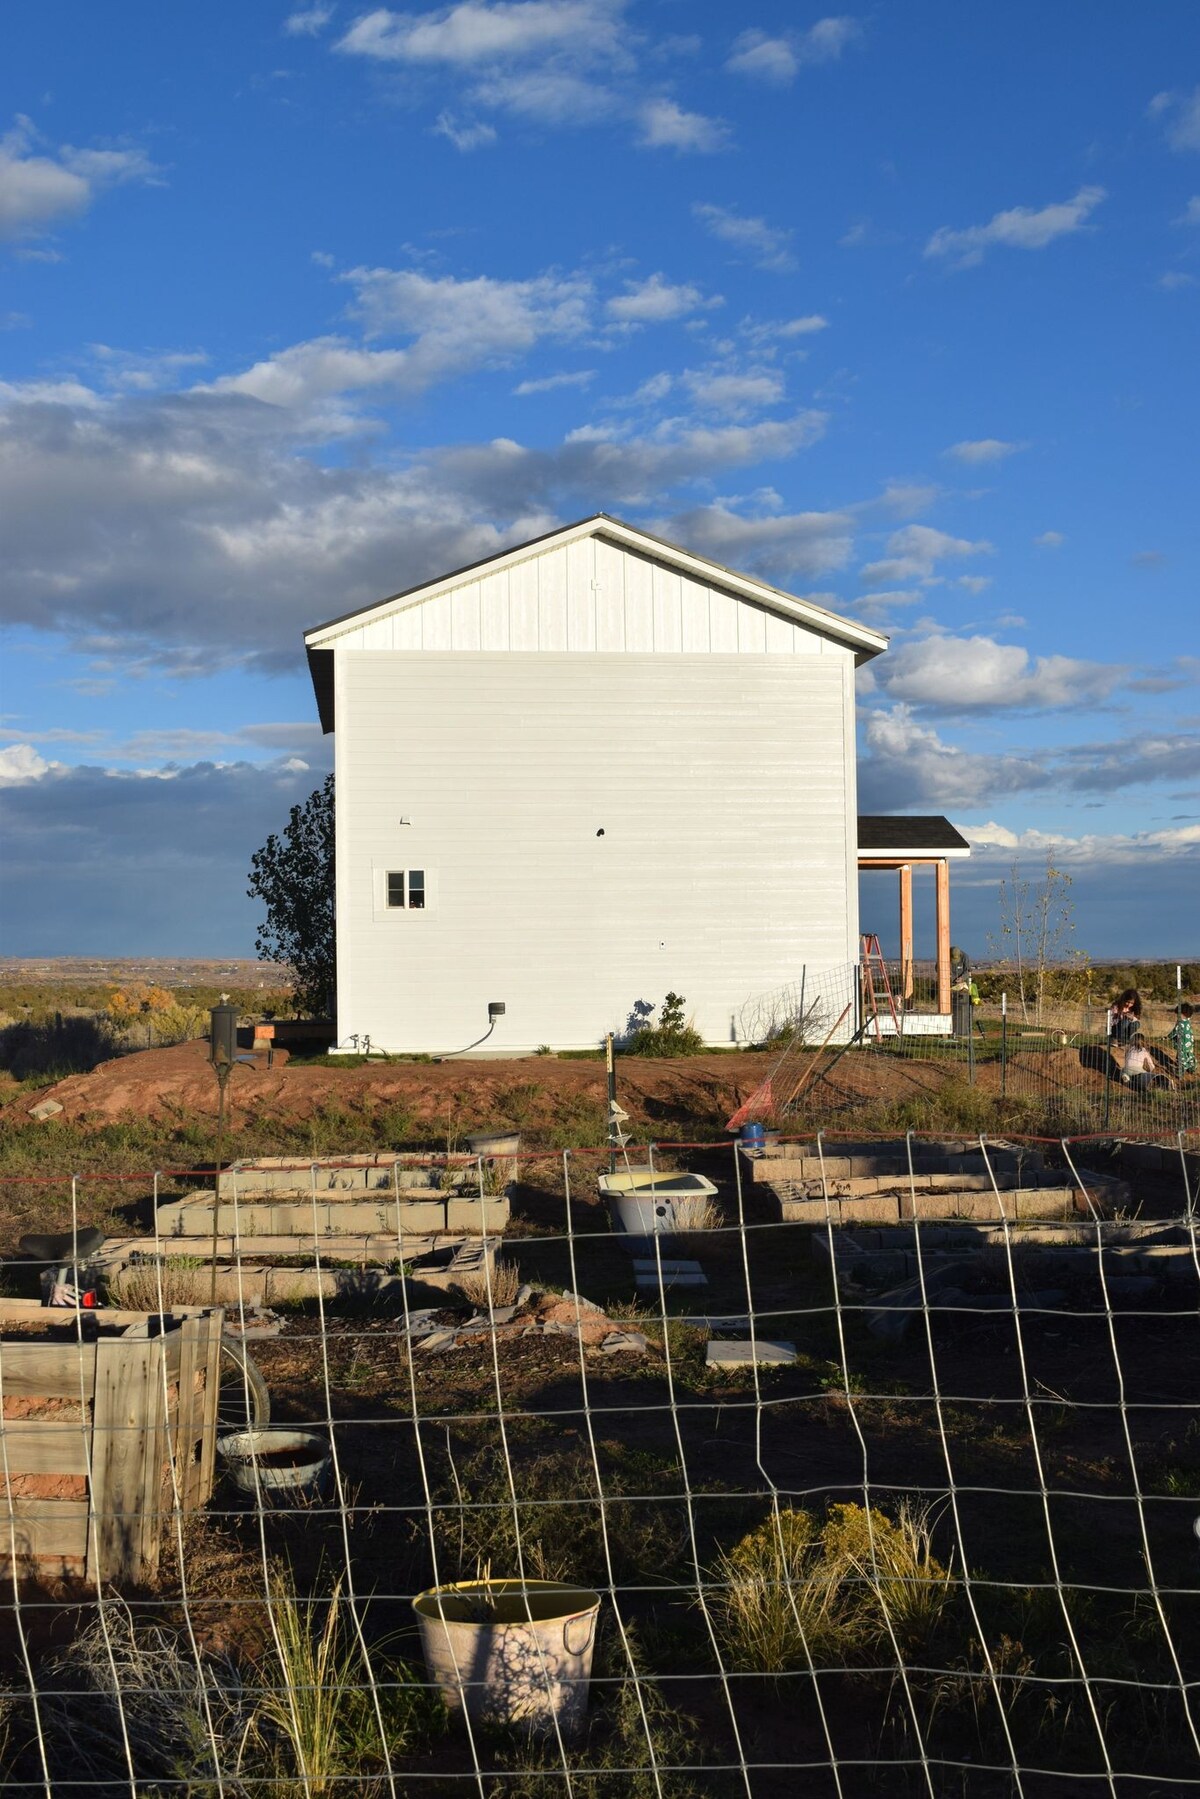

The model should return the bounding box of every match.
[408,870,425,910]
[386,872,405,907]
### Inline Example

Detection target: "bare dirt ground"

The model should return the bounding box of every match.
[0,1037,1003,1143]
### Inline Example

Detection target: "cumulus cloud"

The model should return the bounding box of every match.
[726,18,860,84]
[1035,530,1065,548]
[858,705,1047,809]
[637,99,729,154]
[336,1,621,65]
[656,502,852,584]
[0,115,159,241]
[0,360,831,672]
[1150,86,1200,152]
[877,634,1126,712]
[0,743,58,783]
[606,272,711,323]
[860,523,993,587]
[693,201,796,272]
[944,437,1025,464]
[925,185,1105,268]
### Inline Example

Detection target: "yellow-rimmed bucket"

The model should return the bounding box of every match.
[413,1579,601,1736]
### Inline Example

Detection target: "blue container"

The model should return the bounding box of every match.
[741,1123,766,1156]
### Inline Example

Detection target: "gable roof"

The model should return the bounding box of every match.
[304,512,888,657]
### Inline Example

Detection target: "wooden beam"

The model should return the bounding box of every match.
[935,858,951,1015]
[0,1341,97,1399]
[0,1423,89,1476]
[898,864,914,1001]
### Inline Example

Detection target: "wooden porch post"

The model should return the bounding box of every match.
[898,864,914,1001]
[935,858,951,1015]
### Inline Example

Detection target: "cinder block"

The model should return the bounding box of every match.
[445,1195,511,1234]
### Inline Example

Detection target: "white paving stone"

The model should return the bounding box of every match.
[705,1339,797,1368]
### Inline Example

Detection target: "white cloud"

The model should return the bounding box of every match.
[207,336,412,412]
[682,367,785,416]
[336,1,620,65]
[1035,530,1065,548]
[944,437,1025,464]
[1158,270,1197,291]
[637,98,729,154]
[878,634,1125,712]
[0,743,57,783]
[962,819,1200,863]
[693,201,795,271]
[607,272,710,323]
[1150,86,1200,152]
[858,704,1046,808]
[860,523,993,587]
[433,111,498,149]
[925,185,1105,268]
[0,116,159,241]
[513,368,595,395]
[726,18,860,84]
[659,501,853,581]
[284,4,334,33]
[470,68,613,122]
[955,574,992,594]
[1177,195,1200,225]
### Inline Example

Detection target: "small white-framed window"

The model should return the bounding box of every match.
[386,869,426,910]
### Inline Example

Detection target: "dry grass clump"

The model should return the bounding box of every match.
[453,1256,522,1311]
[670,1195,723,1234]
[109,1256,212,1312]
[709,1500,952,1674]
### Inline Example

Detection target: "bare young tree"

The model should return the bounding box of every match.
[992,856,1087,1025]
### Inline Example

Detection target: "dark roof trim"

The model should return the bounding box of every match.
[307,645,334,735]
[858,815,971,855]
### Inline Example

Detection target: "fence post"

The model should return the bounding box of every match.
[1000,993,1007,1100]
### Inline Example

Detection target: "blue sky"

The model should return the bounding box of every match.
[1,1,1197,960]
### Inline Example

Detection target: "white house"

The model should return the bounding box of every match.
[304,514,890,1055]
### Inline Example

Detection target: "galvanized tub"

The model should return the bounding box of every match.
[413,1579,600,1736]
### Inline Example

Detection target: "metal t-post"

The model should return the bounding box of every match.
[210,1058,233,1307]
[1000,993,1007,1101]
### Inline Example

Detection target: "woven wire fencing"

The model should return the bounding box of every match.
[735,963,1200,1140]
[1,1132,1200,1795]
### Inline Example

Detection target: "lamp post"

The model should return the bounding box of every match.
[209,998,240,1307]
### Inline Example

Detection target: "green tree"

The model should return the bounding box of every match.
[247,775,335,1017]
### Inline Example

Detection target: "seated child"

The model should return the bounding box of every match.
[1169,1003,1196,1077]
[1122,1033,1158,1093]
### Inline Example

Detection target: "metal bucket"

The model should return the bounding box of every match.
[216,1427,330,1500]
[413,1579,600,1736]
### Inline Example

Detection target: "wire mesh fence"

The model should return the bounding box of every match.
[1,1130,1199,1794]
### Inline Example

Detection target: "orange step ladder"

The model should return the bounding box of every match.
[860,933,900,1042]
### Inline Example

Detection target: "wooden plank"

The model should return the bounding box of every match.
[90,1339,159,1584]
[197,1312,223,1507]
[0,1499,90,1566]
[0,1341,98,1400]
[899,864,914,1000]
[139,1340,168,1580]
[936,858,952,1015]
[175,1315,202,1511]
[0,1422,89,1476]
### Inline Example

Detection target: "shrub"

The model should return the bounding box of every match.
[709,1500,953,1675]
[453,1256,522,1311]
[623,992,705,1058]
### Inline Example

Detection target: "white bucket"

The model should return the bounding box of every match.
[216,1428,330,1500]
[413,1579,600,1736]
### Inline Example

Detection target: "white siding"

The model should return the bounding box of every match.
[327,539,832,657]
[335,651,857,1054]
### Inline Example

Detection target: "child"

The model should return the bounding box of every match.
[1122,1032,1159,1094]
[1109,988,1142,1046]
[1168,1003,1196,1078]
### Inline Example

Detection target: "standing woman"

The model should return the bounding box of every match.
[1108,988,1142,1047]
